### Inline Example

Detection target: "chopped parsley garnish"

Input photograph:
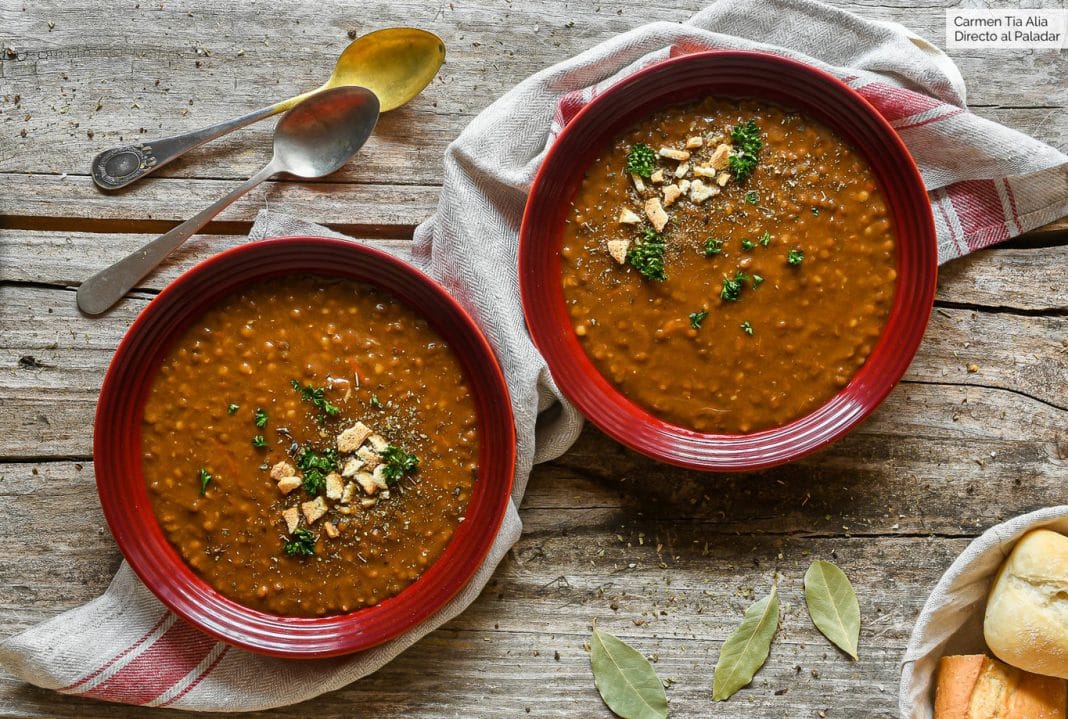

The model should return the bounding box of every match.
[759,231,772,247]
[787,249,805,266]
[290,380,341,418]
[741,321,754,336]
[703,238,723,256]
[379,445,420,484]
[720,271,748,302]
[625,143,657,178]
[744,191,759,205]
[370,394,383,409]
[283,528,316,557]
[728,120,763,181]
[626,227,667,281]
[252,434,267,448]
[689,310,708,330]
[741,239,755,251]
[226,403,239,415]
[752,274,765,288]
[811,206,820,216]
[197,468,211,495]
[296,446,339,495]
[254,408,268,428]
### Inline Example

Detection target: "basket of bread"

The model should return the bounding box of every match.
[901,507,1068,718]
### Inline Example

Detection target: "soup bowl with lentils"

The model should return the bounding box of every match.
[95,238,515,657]
[520,51,937,471]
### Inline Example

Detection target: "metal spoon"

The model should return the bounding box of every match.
[76,86,380,316]
[91,27,442,190]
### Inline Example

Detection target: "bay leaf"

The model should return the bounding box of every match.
[590,627,669,719]
[804,559,861,660]
[712,584,779,701]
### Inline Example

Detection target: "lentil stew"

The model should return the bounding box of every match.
[559,97,898,434]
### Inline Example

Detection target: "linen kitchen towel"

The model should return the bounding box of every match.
[2,0,1065,710]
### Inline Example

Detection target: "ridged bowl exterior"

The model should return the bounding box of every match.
[94,238,516,657]
[519,51,937,471]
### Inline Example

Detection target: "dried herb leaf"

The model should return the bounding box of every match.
[712,584,779,701]
[590,627,668,719]
[803,560,860,660]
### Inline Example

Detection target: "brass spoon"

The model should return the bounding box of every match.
[90,27,444,190]
[77,87,380,315]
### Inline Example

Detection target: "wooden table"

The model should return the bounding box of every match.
[0,2,1064,716]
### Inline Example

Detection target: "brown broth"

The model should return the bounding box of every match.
[141,276,479,617]
[560,98,897,433]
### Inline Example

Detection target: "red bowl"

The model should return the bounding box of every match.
[94,238,516,657]
[519,51,937,471]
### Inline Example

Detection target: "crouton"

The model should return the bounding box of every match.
[662,184,683,207]
[368,434,389,452]
[360,497,378,508]
[630,173,645,192]
[692,164,718,178]
[685,136,704,149]
[658,147,690,162]
[270,461,295,481]
[710,143,731,170]
[674,162,690,179]
[276,476,302,495]
[716,172,731,187]
[689,179,717,204]
[356,445,381,468]
[341,481,357,504]
[340,456,364,478]
[372,464,391,490]
[649,169,665,184]
[644,197,669,232]
[323,521,340,539]
[281,507,300,534]
[336,422,372,453]
[356,471,379,495]
[301,496,328,524]
[677,179,691,193]
[606,239,630,265]
[618,207,642,224]
[325,472,344,500]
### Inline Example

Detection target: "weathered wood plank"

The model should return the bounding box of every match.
[2,228,1067,312]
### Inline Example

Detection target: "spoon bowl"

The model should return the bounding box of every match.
[77,87,380,316]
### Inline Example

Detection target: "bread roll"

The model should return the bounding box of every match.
[984,528,1068,679]
[934,654,1066,719]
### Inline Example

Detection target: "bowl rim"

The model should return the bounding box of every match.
[519,50,938,471]
[94,237,516,657]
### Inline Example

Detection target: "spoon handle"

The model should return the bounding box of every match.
[90,102,287,190]
[77,161,280,316]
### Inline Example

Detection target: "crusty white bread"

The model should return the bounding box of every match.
[934,654,1066,719]
[984,529,1068,679]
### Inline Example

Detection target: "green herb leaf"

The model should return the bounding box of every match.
[759,231,771,247]
[379,445,419,484]
[590,627,668,719]
[752,275,765,289]
[296,446,339,495]
[226,403,239,415]
[740,321,753,336]
[728,120,763,181]
[252,434,267,448]
[703,238,723,256]
[283,528,316,557]
[197,468,212,495]
[626,228,667,282]
[787,249,805,266]
[803,560,860,660]
[713,584,779,701]
[744,191,759,205]
[689,309,708,330]
[720,271,747,302]
[740,239,755,251]
[811,206,820,216]
[254,408,268,428]
[625,143,657,179]
[290,380,341,418]
[370,394,383,409]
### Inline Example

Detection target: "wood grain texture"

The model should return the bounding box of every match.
[0,0,1065,717]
